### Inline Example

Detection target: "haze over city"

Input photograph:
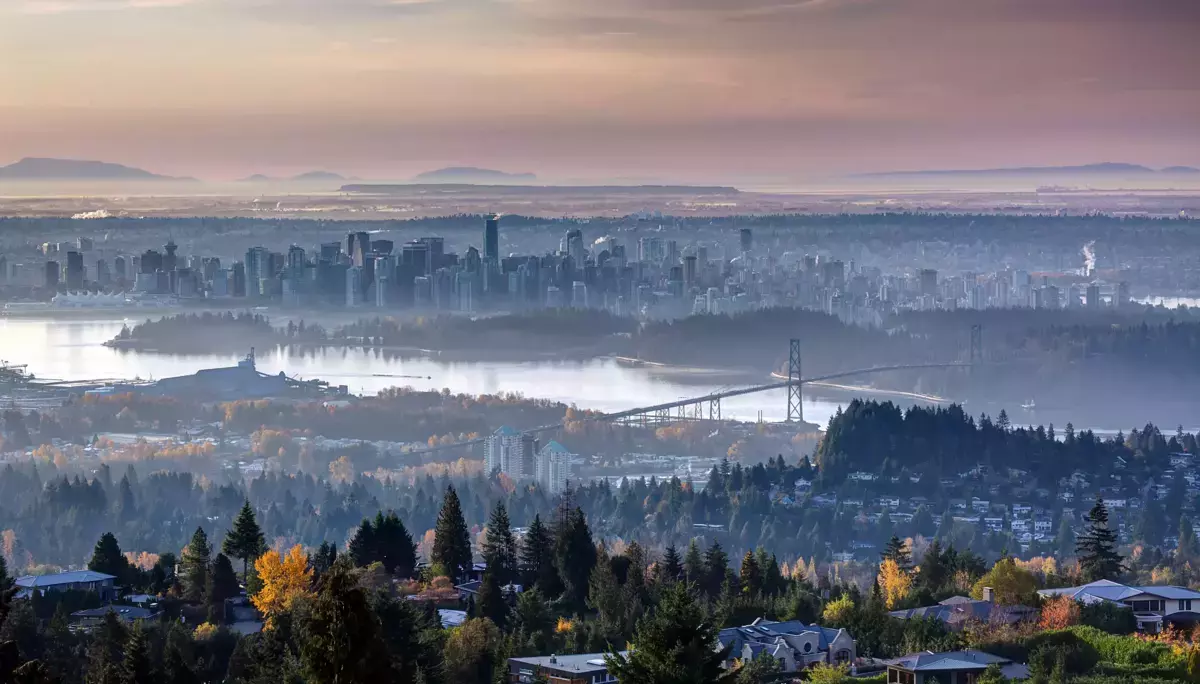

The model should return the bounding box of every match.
[2,0,1199,182]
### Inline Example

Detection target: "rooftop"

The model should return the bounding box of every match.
[510,652,626,675]
[16,570,116,588]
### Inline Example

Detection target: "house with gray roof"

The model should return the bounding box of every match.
[15,570,117,602]
[717,618,855,672]
[506,652,622,684]
[888,589,1036,631]
[887,649,1029,683]
[1038,580,1200,633]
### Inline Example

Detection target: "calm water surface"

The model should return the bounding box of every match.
[0,316,894,428]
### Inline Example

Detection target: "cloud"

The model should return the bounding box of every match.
[14,0,193,12]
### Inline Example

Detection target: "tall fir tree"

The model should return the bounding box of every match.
[604,581,735,684]
[882,535,911,571]
[474,569,509,629]
[87,533,128,582]
[657,544,683,584]
[181,527,212,603]
[519,514,558,594]
[377,511,417,578]
[348,519,375,568]
[207,553,241,623]
[554,507,596,609]
[739,551,762,596]
[299,564,393,684]
[702,542,729,597]
[223,501,266,583]
[431,486,473,583]
[121,623,154,684]
[482,502,518,587]
[1076,498,1124,582]
[683,540,704,585]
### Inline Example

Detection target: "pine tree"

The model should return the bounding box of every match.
[482,502,518,587]
[87,533,128,581]
[223,501,266,583]
[683,540,704,584]
[207,553,241,622]
[121,623,154,684]
[474,569,509,629]
[311,542,338,579]
[739,551,762,596]
[519,514,557,594]
[348,518,375,568]
[377,511,417,578]
[1179,516,1198,562]
[702,542,729,597]
[84,611,125,684]
[605,581,735,684]
[658,544,683,584]
[882,535,912,571]
[181,527,212,603]
[1076,498,1124,582]
[431,486,473,583]
[299,563,393,684]
[554,507,596,609]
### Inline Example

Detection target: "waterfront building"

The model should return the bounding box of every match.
[536,441,572,494]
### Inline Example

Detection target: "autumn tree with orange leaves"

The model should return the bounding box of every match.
[252,544,313,627]
[1038,595,1081,630]
[878,558,913,609]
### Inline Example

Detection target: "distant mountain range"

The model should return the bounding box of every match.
[239,171,348,182]
[412,167,537,183]
[858,162,1200,178]
[0,157,192,181]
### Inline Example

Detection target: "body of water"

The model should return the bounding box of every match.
[0,316,902,429]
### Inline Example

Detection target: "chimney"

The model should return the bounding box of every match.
[549,654,557,664]
[982,587,994,603]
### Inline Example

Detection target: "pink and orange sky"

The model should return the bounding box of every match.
[2,0,1198,181]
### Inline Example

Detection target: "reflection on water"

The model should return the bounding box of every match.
[0,316,882,428]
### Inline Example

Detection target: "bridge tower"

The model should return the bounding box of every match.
[787,339,803,423]
[969,324,983,365]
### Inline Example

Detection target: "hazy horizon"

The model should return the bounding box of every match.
[2,0,1199,182]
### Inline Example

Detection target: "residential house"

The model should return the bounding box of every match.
[1011,504,1032,518]
[1170,453,1194,469]
[888,591,1037,632]
[1039,580,1200,633]
[1010,519,1031,534]
[15,571,117,602]
[1034,518,1054,536]
[878,497,901,510]
[849,471,878,482]
[71,605,158,628]
[983,517,1004,533]
[717,619,856,672]
[507,653,620,684]
[971,499,990,513]
[886,650,1029,684]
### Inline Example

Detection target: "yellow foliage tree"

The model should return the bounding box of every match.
[329,455,354,483]
[251,544,313,627]
[878,558,914,609]
[822,594,856,626]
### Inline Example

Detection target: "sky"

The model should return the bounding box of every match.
[1,0,1198,182]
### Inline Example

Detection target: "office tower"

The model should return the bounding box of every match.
[375,273,389,308]
[163,240,178,273]
[1116,282,1130,308]
[245,247,270,298]
[76,236,94,251]
[231,262,246,297]
[286,245,306,286]
[739,228,753,253]
[683,255,698,290]
[319,242,342,263]
[1086,284,1101,309]
[65,251,84,290]
[572,281,588,308]
[418,237,444,272]
[113,256,127,282]
[371,239,395,256]
[536,441,572,494]
[45,261,60,290]
[349,231,370,267]
[346,266,364,307]
[564,228,585,267]
[95,259,111,287]
[919,269,938,297]
[484,215,500,262]
[140,249,163,274]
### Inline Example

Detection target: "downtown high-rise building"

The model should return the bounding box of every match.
[484,215,499,262]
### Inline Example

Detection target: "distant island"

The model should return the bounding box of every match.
[0,157,192,181]
[856,162,1200,178]
[238,170,348,182]
[412,166,537,183]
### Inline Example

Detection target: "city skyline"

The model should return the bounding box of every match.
[1,0,1198,182]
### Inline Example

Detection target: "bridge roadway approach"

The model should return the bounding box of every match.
[403,361,972,456]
